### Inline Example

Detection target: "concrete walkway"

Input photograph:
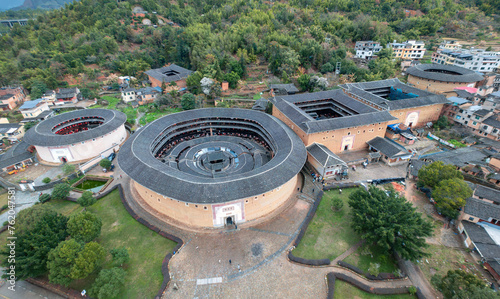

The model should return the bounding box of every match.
[0,190,47,225]
[32,166,63,186]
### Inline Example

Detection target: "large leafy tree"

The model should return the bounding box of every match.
[110,247,130,267]
[47,239,82,286]
[90,267,126,299]
[432,178,473,219]
[2,211,68,280]
[67,211,102,243]
[71,241,106,279]
[77,191,97,207]
[51,183,72,200]
[434,270,499,299]
[181,93,196,110]
[418,161,463,189]
[348,186,433,261]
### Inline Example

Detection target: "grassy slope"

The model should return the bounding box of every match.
[335,280,414,299]
[293,188,360,260]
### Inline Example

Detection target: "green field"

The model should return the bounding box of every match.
[335,280,414,298]
[139,107,183,125]
[293,188,361,260]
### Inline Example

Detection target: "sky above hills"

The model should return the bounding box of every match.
[0,0,24,11]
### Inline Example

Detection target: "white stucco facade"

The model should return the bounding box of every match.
[35,125,127,164]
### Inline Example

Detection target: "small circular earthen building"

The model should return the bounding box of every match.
[24,109,127,164]
[118,108,306,228]
[407,64,483,94]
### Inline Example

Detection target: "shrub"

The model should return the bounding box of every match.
[408,286,417,295]
[62,164,76,175]
[39,193,52,203]
[51,183,72,200]
[77,191,96,207]
[332,197,344,211]
[100,159,111,170]
[42,177,51,184]
[368,263,380,277]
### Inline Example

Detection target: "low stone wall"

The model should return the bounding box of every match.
[71,175,112,193]
[34,172,81,191]
[334,273,409,295]
[326,272,336,299]
[337,260,406,281]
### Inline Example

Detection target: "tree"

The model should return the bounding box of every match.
[2,210,68,280]
[77,191,96,207]
[297,74,311,92]
[348,186,433,261]
[110,247,130,266]
[434,270,498,299]
[181,93,196,110]
[332,197,344,211]
[418,161,463,189]
[67,211,102,243]
[432,178,472,219]
[51,183,72,200]
[155,94,173,107]
[24,121,37,131]
[71,242,106,279]
[90,267,126,299]
[30,80,47,99]
[39,193,51,203]
[47,239,82,286]
[186,71,203,94]
[434,116,449,130]
[62,163,76,175]
[99,159,111,170]
[223,71,240,89]
[42,177,51,184]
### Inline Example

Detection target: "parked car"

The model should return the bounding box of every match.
[107,152,116,161]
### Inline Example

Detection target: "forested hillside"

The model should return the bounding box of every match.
[0,0,497,96]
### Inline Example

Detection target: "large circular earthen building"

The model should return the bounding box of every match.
[407,64,483,94]
[118,108,306,228]
[24,109,127,164]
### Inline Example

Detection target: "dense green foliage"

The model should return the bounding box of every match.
[39,193,52,203]
[433,270,499,299]
[2,209,68,280]
[51,183,72,200]
[0,0,495,92]
[47,239,82,286]
[432,178,472,219]
[99,159,112,170]
[110,246,130,266]
[348,186,433,261]
[77,191,97,207]
[90,267,127,299]
[418,161,463,189]
[67,211,102,243]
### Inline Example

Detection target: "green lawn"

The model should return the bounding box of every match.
[343,244,399,274]
[0,192,8,214]
[293,188,361,260]
[44,190,177,298]
[335,280,414,298]
[101,95,121,109]
[139,108,182,125]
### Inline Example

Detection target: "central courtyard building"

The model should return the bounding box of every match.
[118,108,306,228]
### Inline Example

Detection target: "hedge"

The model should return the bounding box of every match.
[334,273,409,295]
[326,272,336,299]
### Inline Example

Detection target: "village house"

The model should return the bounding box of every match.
[18,98,54,122]
[121,87,161,105]
[0,118,25,141]
[54,87,81,105]
[0,87,26,110]
[145,64,193,92]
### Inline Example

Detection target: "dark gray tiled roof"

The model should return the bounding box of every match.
[0,123,21,133]
[117,108,307,204]
[0,141,33,169]
[252,98,268,111]
[23,109,126,146]
[0,94,14,101]
[409,159,430,177]
[462,220,496,244]
[483,115,500,129]
[425,147,487,167]
[340,78,448,110]
[407,64,484,83]
[269,84,299,94]
[475,185,500,204]
[464,197,500,220]
[56,87,79,99]
[307,143,346,168]
[366,137,410,158]
[454,89,474,99]
[272,96,395,134]
[474,109,491,117]
[145,64,193,83]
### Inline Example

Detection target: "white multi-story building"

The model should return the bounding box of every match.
[387,40,426,60]
[354,41,382,59]
[431,48,500,73]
